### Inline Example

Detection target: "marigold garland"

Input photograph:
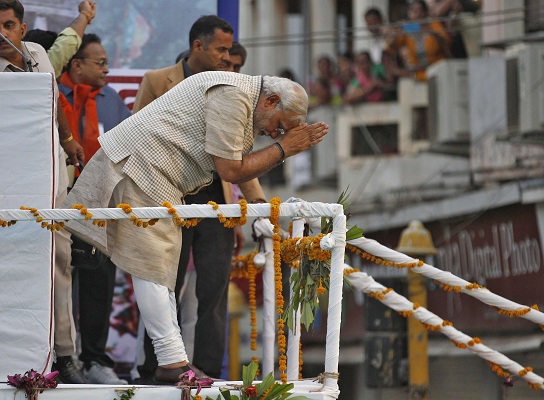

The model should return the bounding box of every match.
[0,219,16,228]
[162,201,200,227]
[451,339,467,349]
[269,197,287,383]
[367,288,393,301]
[421,322,442,332]
[281,233,333,332]
[207,199,248,228]
[366,287,544,391]
[398,310,414,318]
[231,250,261,279]
[346,244,423,269]
[519,366,533,377]
[21,206,64,231]
[299,338,304,380]
[466,282,486,290]
[348,244,544,332]
[248,253,258,353]
[117,203,159,228]
[497,307,532,318]
[437,282,462,293]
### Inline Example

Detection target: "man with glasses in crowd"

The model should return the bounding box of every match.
[58,33,131,384]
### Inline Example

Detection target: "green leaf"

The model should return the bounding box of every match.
[301,301,315,331]
[219,388,236,400]
[256,373,275,397]
[263,382,294,399]
[242,362,258,387]
[346,226,364,241]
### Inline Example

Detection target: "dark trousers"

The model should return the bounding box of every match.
[138,177,234,378]
[77,253,117,369]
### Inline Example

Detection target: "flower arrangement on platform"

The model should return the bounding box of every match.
[7,369,58,400]
[178,369,214,397]
[197,361,309,400]
[281,190,363,332]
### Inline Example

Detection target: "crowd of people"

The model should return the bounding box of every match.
[307,0,478,109]
[0,0,328,387]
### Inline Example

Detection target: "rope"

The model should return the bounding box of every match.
[308,371,340,392]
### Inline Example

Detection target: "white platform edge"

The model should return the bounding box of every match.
[0,380,340,400]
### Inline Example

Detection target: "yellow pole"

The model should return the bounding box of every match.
[227,282,246,380]
[396,220,437,400]
[228,316,241,380]
[407,270,429,400]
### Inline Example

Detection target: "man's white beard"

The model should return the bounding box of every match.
[253,108,276,137]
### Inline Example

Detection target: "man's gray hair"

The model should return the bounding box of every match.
[262,75,308,123]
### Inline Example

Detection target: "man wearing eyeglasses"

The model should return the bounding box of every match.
[58,33,131,385]
[131,15,267,383]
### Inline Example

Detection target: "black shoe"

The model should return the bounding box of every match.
[154,363,215,385]
[53,356,85,384]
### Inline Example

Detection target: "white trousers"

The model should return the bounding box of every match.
[132,276,188,366]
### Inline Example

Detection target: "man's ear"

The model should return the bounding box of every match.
[192,39,203,53]
[71,58,82,72]
[21,23,27,38]
[265,94,281,108]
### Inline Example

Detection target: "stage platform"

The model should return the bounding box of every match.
[0,380,340,399]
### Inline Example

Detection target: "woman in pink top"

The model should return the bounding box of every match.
[342,51,384,104]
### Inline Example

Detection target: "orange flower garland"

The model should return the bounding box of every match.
[117,203,159,228]
[208,199,248,228]
[231,250,259,279]
[0,218,16,228]
[269,197,287,383]
[347,244,423,269]
[299,339,304,380]
[21,206,64,231]
[230,250,262,372]
[248,253,258,356]
[162,201,201,228]
[71,203,108,227]
[347,244,544,330]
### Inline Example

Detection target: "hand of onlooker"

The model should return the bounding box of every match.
[277,122,328,157]
[79,1,96,25]
[232,224,245,257]
[62,139,86,168]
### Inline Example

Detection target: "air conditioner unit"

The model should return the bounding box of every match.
[505,43,544,136]
[427,60,469,143]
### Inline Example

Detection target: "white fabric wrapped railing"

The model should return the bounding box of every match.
[346,268,544,391]
[347,237,544,326]
[252,217,276,377]
[0,200,346,393]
